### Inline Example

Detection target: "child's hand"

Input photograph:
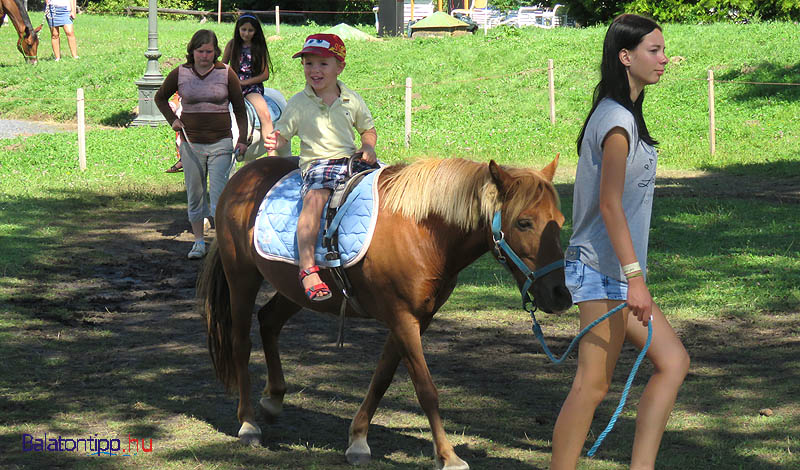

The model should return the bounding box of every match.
[264,130,283,151]
[359,146,377,165]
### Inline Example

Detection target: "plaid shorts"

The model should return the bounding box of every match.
[300,158,378,197]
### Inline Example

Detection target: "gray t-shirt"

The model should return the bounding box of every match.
[569,98,658,282]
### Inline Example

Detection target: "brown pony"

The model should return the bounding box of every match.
[1,0,41,64]
[198,155,572,469]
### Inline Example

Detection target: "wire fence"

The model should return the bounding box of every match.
[1,58,798,167]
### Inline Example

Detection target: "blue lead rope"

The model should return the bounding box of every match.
[491,210,654,457]
[531,302,654,457]
[588,314,653,456]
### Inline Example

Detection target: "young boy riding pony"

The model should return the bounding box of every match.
[265,33,378,301]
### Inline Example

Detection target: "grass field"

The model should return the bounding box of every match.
[0,13,798,470]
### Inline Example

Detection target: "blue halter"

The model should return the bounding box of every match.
[491,209,652,456]
[491,210,564,312]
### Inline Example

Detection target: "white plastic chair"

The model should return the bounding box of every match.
[451,0,504,28]
[539,4,564,28]
[514,4,565,28]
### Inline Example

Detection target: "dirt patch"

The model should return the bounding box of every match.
[2,173,798,469]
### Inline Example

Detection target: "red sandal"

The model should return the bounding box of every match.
[299,265,332,302]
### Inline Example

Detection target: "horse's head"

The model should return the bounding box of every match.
[17,24,42,64]
[488,155,572,313]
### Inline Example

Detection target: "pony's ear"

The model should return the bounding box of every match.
[540,153,559,182]
[488,160,511,196]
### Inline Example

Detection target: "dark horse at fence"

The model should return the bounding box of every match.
[198,155,572,469]
[1,0,41,64]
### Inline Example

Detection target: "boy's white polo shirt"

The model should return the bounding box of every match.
[276,80,375,173]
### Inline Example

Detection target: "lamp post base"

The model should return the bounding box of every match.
[130,78,166,127]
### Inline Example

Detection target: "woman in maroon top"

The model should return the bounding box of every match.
[155,29,248,260]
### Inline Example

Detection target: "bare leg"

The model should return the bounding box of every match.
[550,300,689,470]
[191,219,204,243]
[246,93,276,156]
[626,303,689,470]
[63,23,78,58]
[49,26,60,60]
[550,300,626,470]
[297,188,330,297]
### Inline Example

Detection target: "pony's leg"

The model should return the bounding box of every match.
[346,333,404,464]
[227,271,264,446]
[256,292,301,419]
[391,317,469,470]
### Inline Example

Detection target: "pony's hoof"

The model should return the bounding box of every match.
[435,455,469,470]
[345,436,371,465]
[237,421,262,446]
[259,396,283,421]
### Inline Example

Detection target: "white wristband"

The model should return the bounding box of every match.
[622,262,641,275]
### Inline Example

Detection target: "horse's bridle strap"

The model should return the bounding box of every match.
[491,210,564,309]
[491,211,564,277]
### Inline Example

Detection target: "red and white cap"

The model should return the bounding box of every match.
[292,33,346,63]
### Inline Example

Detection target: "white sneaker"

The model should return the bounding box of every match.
[203,217,213,231]
[187,241,206,259]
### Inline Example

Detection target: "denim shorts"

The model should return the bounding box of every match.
[564,258,628,304]
[45,5,73,27]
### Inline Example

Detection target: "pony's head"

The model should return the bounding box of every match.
[380,156,572,313]
[17,24,42,64]
[487,155,572,313]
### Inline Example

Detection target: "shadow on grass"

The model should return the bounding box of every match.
[0,181,797,469]
[715,61,800,102]
[99,110,137,127]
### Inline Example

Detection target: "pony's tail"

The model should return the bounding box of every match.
[197,240,237,393]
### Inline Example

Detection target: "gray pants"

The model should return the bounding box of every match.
[180,138,234,223]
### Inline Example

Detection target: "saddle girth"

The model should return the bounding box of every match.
[322,154,377,347]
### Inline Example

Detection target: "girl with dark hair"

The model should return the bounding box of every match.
[222,14,276,154]
[550,14,689,470]
[155,29,248,260]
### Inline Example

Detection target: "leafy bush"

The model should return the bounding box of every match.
[85,0,376,24]
[559,0,800,25]
[86,0,197,14]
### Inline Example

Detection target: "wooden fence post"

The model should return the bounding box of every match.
[276,6,280,36]
[548,58,555,124]
[405,77,412,147]
[708,69,716,155]
[77,88,86,171]
[217,0,221,23]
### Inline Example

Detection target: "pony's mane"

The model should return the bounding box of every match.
[380,158,556,231]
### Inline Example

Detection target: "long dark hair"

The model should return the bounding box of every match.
[577,14,661,153]
[186,29,221,64]
[230,14,273,79]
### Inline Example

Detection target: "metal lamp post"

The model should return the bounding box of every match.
[130,0,166,126]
